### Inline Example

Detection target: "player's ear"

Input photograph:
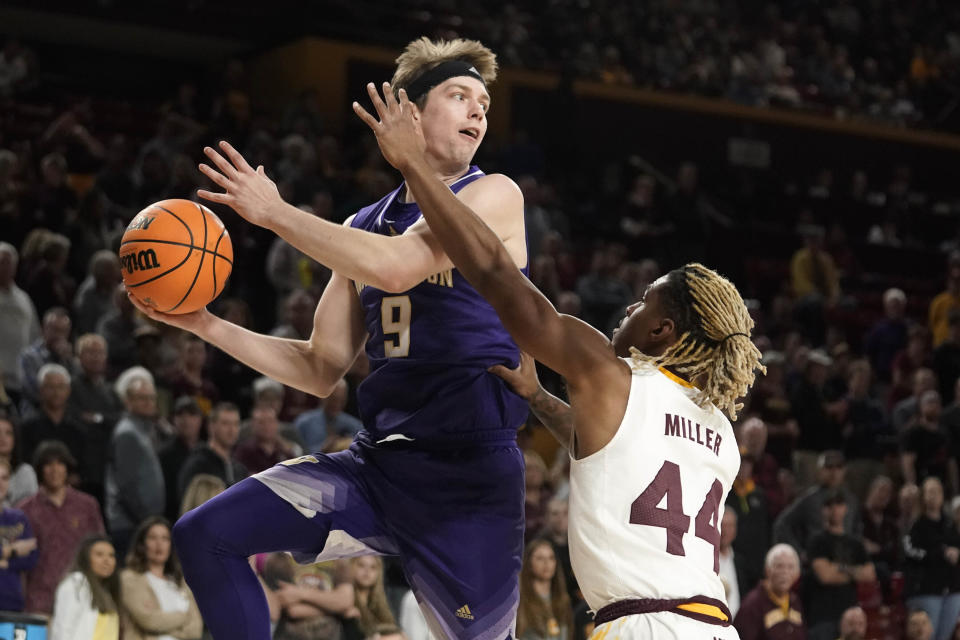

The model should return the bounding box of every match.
[653,318,676,340]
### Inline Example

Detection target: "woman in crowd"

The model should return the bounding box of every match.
[343,555,395,640]
[0,411,37,506]
[516,539,572,640]
[903,476,960,640]
[49,534,120,640]
[120,516,202,640]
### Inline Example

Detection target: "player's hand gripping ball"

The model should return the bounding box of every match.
[120,199,233,314]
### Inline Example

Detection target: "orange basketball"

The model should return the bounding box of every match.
[120,199,233,314]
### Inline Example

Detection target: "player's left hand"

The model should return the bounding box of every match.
[352,82,426,172]
[489,351,541,400]
[197,140,284,230]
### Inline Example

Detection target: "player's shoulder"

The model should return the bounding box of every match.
[350,188,400,230]
[460,172,523,198]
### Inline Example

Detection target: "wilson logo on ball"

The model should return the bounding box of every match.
[120,249,161,274]
[126,214,158,231]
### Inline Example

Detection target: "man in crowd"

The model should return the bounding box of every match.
[804,489,875,640]
[178,401,246,503]
[734,543,805,640]
[18,440,104,614]
[104,367,164,557]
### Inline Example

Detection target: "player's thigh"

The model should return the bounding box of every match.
[591,612,740,640]
[255,450,397,559]
[383,446,525,640]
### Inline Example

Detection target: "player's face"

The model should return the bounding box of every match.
[419,77,490,171]
[612,276,674,358]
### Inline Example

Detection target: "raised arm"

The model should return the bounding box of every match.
[351,83,616,387]
[196,141,524,293]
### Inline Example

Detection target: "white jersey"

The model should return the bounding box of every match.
[569,360,740,614]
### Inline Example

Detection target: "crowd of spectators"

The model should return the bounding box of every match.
[1,10,960,638]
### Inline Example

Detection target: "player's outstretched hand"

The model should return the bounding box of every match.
[489,352,541,400]
[352,82,426,172]
[197,140,284,229]
[126,289,211,334]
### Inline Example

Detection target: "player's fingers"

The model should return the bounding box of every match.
[487,364,517,377]
[198,163,231,189]
[382,82,397,110]
[197,189,232,205]
[203,146,239,178]
[219,140,255,174]
[352,101,382,131]
[398,88,412,112]
[366,82,388,119]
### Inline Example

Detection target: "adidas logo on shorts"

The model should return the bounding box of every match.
[455,605,475,620]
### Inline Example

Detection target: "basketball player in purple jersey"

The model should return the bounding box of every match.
[128,38,528,640]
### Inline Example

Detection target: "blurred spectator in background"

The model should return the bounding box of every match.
[0,412,37,506]
[342,555,395,640]
[734,543,805,640]
[523,451,553,542]
[774,450,860,559]
[293,378,362,453]
[891,329,935,409]
[49,534,119,640]
[0,242,40,407]
[234,402,293,474]
[17,306,74,412]
[860,475,900,586]
[120,516,202,640]
[516,538,572,640]
[900,390,957,492]
[934,310,960,403]
[0,457,38,612]
[20,439,105,614]
[803,489,875,640]
[98,284,140,377]
[837,606,867,640]
[73,250,121,335]
[791,225,840,344]
[740,417,786,518]
[930,256,960,348]
[719,509,745,617]
[903,477,960,640]
[105,367,164,558]
[177,402,245,502]
[164,333,219,416]
[727,449,769,596]
[20,363,84,466]
[69,333,122,500]
[22,231,75,317]
[866,287,909,383]
[894,368,939,432]
[159,396,204,522]
[907,609,935,640]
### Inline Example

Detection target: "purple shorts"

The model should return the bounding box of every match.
[256,439,524,640]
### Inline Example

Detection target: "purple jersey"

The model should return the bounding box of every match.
[349,166,527,446]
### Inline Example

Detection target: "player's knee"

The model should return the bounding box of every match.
[173,503,217,555]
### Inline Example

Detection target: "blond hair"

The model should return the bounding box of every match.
[391,37,498,104]
[630,263,764,420]
[179,473,226,517]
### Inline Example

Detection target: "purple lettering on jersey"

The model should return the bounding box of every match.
[664,413,722,457]
[664,414,681,437]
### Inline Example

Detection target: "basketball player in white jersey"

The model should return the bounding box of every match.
[355,84,764,639]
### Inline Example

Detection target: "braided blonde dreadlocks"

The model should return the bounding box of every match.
[630,263,765,420]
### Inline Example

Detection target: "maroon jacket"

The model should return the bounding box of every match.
[734,582,806,640]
